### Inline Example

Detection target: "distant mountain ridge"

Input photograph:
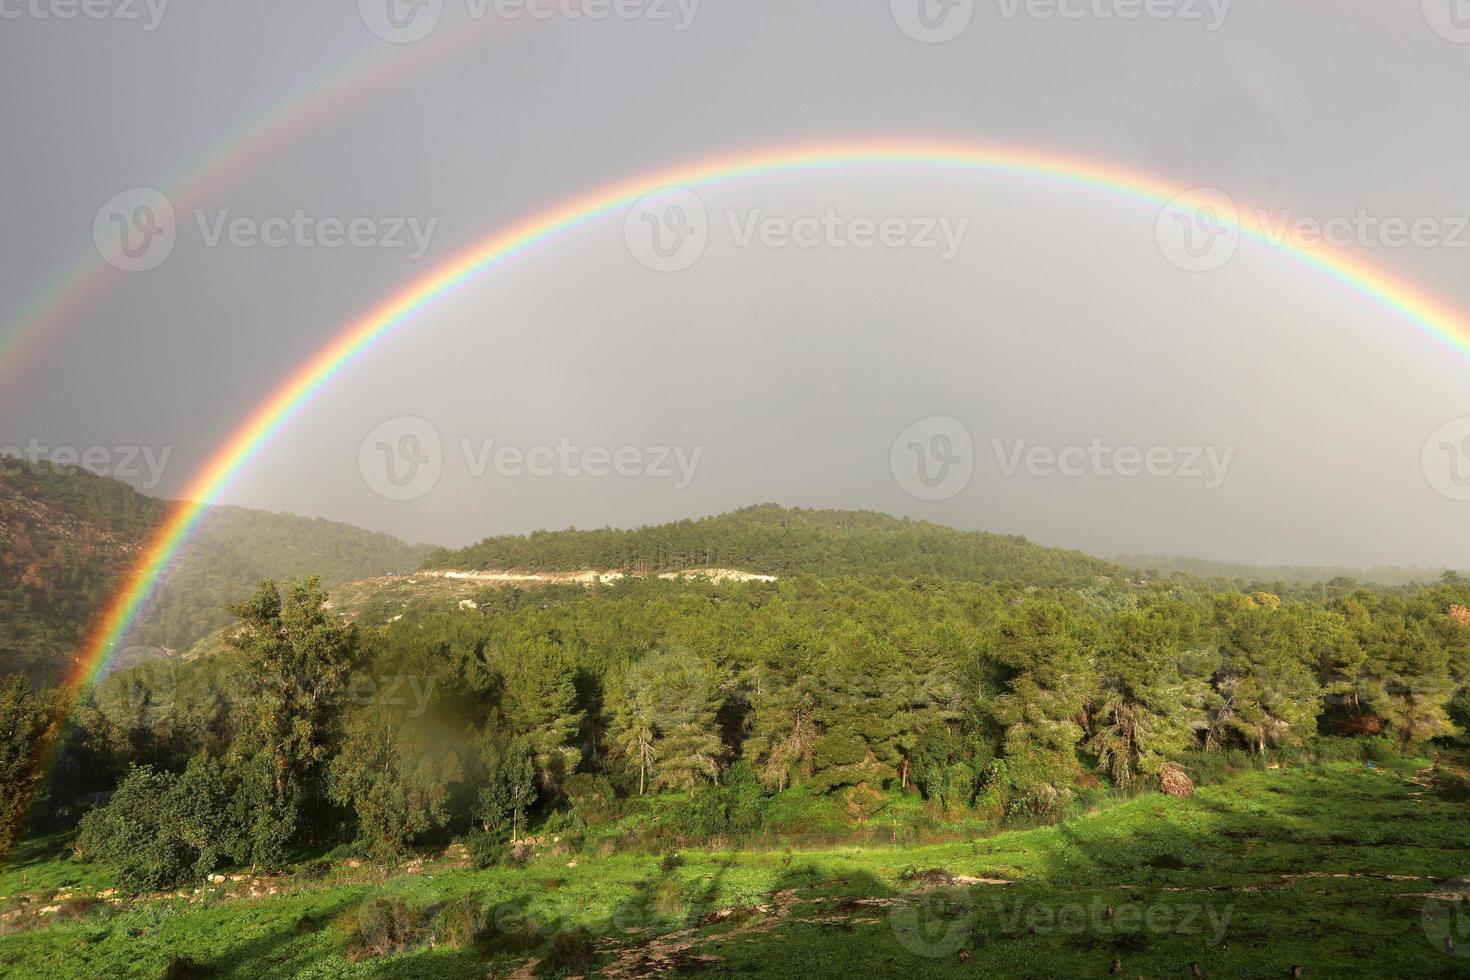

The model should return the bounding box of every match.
[426,503,1129,586]
[1116,553,1454,588]
[0,457,432,683]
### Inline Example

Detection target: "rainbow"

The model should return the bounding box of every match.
[62,138,1470,695]
[0,23,484,395]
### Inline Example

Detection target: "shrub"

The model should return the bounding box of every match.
[463,831,512,869]
[1362,735,1405,763]
[537,928,597,976]
[77,758,236,894]
[160,957,209,979]
[722,761,767,832]
[843,783,887,820]
[564,773,620,826]
[1175,749,1251,787]
[433,896,487,950]
[1304,736,1366,763]
[353,896,422,958]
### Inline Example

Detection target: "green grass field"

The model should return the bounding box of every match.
[2,757,1468,978]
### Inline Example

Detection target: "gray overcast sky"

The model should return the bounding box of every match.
[2,1,1470,567]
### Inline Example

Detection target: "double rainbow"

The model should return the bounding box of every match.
[62,138,1470,695]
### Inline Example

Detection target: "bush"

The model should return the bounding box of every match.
[353,896,422,958]
[564,773,620,826]
[1362,735,1405,763]
[842,783,887,820]
[1304,736,1367,763]
[722,761,767,832]
[463,830,512,869]
[160,957,209,979]
[77,758,236,894]
[433,895,487,950]
[537,928,597,976]
[1175,749,1252,787]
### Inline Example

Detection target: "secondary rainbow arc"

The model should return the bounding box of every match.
[0,24,483,394]
[61,138,1470,697]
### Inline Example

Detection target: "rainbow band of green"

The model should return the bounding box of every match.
[65,138,1470,694]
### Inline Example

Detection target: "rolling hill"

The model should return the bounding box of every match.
[0,456,432,683]
[426,503,1129,586]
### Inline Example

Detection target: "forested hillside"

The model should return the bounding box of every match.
[428,504,1127,586]
[0,458,431,683]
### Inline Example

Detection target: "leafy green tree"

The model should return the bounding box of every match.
[496,639,584,788]
[328,706,464,860]
[476,737,536,841]
[1086,605,1214,785]
[0,676,51,857]
[227,578,359,799]
[744,672,818,792]
[990,601,1098,783]
[605,662,657,795]
[1355,599,1458,745]
[607,648,723,794]
[808,664,901,794]
[1208,597,1321,753]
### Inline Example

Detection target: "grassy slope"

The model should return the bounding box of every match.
[2,758,1467,978]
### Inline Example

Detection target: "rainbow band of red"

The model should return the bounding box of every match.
[63,138,1470,694]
